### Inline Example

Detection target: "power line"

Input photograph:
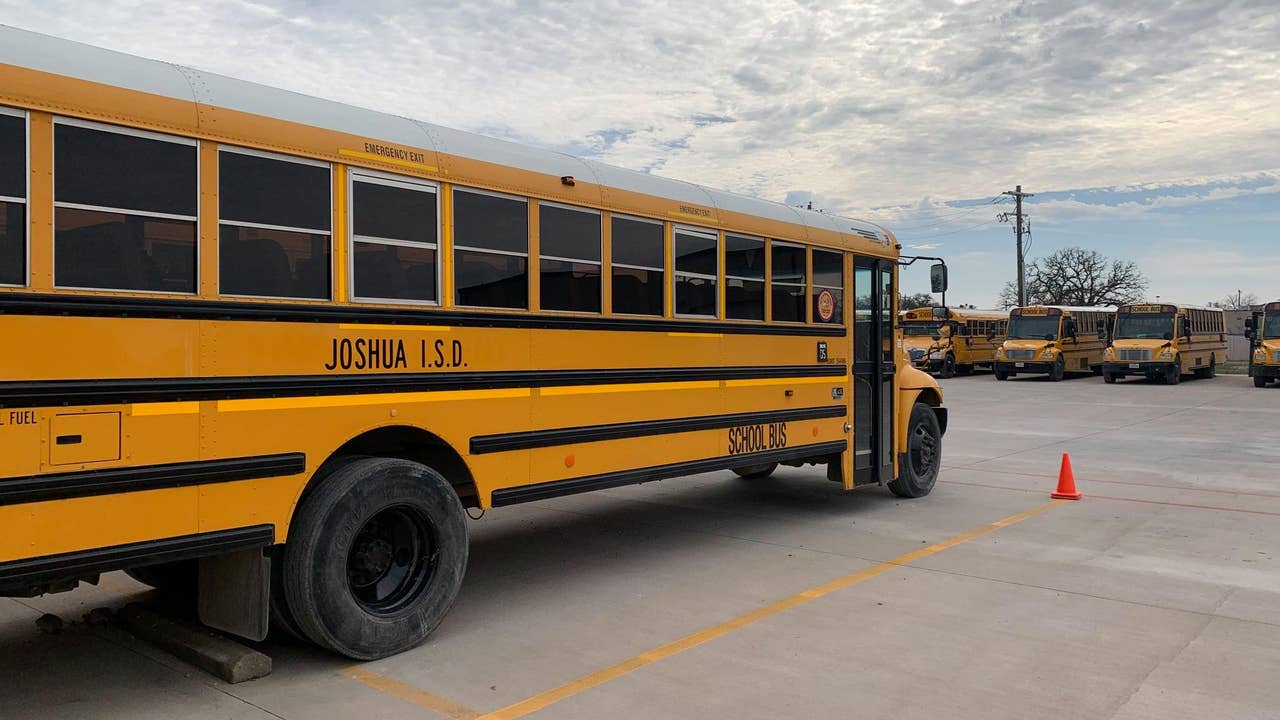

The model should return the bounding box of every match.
[881,196,1010,231]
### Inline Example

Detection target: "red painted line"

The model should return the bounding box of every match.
[942,479,1280,517]
[944,465,1280,500]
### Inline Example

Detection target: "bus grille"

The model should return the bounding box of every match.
[1005,349,1035,360]
[1273,350,1280,364]
[908,348,926,361]
[1117,349,1151,362]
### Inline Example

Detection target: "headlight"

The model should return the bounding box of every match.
[1104,347,1115,359]
[1040,349,1057,359]
[1158,348,1175,359]
[1255,349,1268,361]
[996,348,1004,358]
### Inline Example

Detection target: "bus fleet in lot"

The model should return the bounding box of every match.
[898,302,1275,386]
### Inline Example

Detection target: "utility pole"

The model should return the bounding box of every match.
[1000,185,1034,306]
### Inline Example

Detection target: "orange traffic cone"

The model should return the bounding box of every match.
[1051,453,1081,500]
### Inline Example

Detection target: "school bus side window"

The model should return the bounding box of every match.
[673,227,717,317]
[540,203,601,313]
[0,109,24,286]
[350,172,438,303]
[772,242,806,322]
[812,248,843,323]
[610,215,663,316]
[725,234,764,320]
[453,188,528,309]
[219,148,331,300]
[54,120,197,293]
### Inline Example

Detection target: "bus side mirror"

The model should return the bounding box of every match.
[930,263,948,294]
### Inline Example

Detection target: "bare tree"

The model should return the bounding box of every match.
[1207,289,1259,310]
[899,292,935,310]
[996,247,1147,308]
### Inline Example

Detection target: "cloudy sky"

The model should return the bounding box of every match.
[2,0,1277,306]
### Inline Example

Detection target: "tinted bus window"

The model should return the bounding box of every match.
[454,188,528,309]
[611,215,663,316]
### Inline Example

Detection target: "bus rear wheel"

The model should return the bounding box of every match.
[1255,375,1269,388]
[888,403,941,498]
[732,463,778,479]
[282,457,468,660]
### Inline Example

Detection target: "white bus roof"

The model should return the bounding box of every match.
[0,24,892,246]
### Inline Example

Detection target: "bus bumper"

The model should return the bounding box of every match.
[993,360,1052,375]
[1102,362,1170,377]
[1250,364,1280,380]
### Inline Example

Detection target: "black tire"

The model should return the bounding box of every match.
[1255,375,1268,388]
[1166,360,1181,385]
[955,363,974,377]
[125,559,197,596]
[1206,355,1217,379]
[268,546,307,641]
[1103,372,1117,384]
[282,457,468,660]
[939,354,956,379]
[994,368,1009,381]
[1049,356,1065,382]
[888,403,941,498]
[732,462,778,479]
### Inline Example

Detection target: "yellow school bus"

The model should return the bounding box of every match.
[0,28,947,659]
[994,305,1115,381]
[900,307,1008,377]
[1102,304,1225,384]
[1247,302,1280,387]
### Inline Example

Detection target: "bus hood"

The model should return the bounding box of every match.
[1111,339,1170,350]
[1001,340,1053,352]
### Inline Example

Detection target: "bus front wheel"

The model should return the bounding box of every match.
[888,403,941,499]
[1049,356,1066,382]
[994,368,1009,381]
[939,354,957,379]
[282,457,468,660]
[1255,375,1269,388]
[1165,360,1182,385]
[1103,371,1117,384]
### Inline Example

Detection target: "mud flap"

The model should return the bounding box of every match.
[198,548,270,642]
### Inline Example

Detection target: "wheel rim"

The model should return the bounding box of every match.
[346,505,438,616]
[910,422,939,479]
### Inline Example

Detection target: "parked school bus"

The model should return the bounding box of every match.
[993,306,1115,381]
[1247,302,1280,387]
[900,306,1008,377]
[1101,304,1225,384]
[0,28,948,659]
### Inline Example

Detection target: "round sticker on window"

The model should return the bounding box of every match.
[816,289,835,322]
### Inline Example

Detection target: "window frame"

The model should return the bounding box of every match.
[769,239,807,323]
[609,213,665,317]
[671,224,719,319]
[217,144,333,301]
[724,232,765,322]
[347,167,441,307]
[811,246,845,325]
[538,199,602,315]
[452,185,530,311]
[0,106,28,288]
[52,116,200,295]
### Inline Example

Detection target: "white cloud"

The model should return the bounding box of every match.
[1,0,1277,215]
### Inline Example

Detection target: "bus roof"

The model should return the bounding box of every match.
[1118,302,1222,312]
[0,24,894,255]
[1014,305,1118,313]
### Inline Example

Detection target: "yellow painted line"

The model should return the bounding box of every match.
[477,499,1068,720]
[217,388,529,413]
[130,401,200,416]
[340,666,481,720]
[539,380,719,397]
[724,375,848,388]
[667,332,723,338]
[339,148,439,173]
[338,323,452,332]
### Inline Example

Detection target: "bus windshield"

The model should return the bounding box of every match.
[1115,313,1174,339]
[902,322,945,336]
[1007,315,1060,340]
[1265,316,1280,339]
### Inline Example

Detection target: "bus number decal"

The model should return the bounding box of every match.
[323,337,467,371]
[728,422,787,455]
